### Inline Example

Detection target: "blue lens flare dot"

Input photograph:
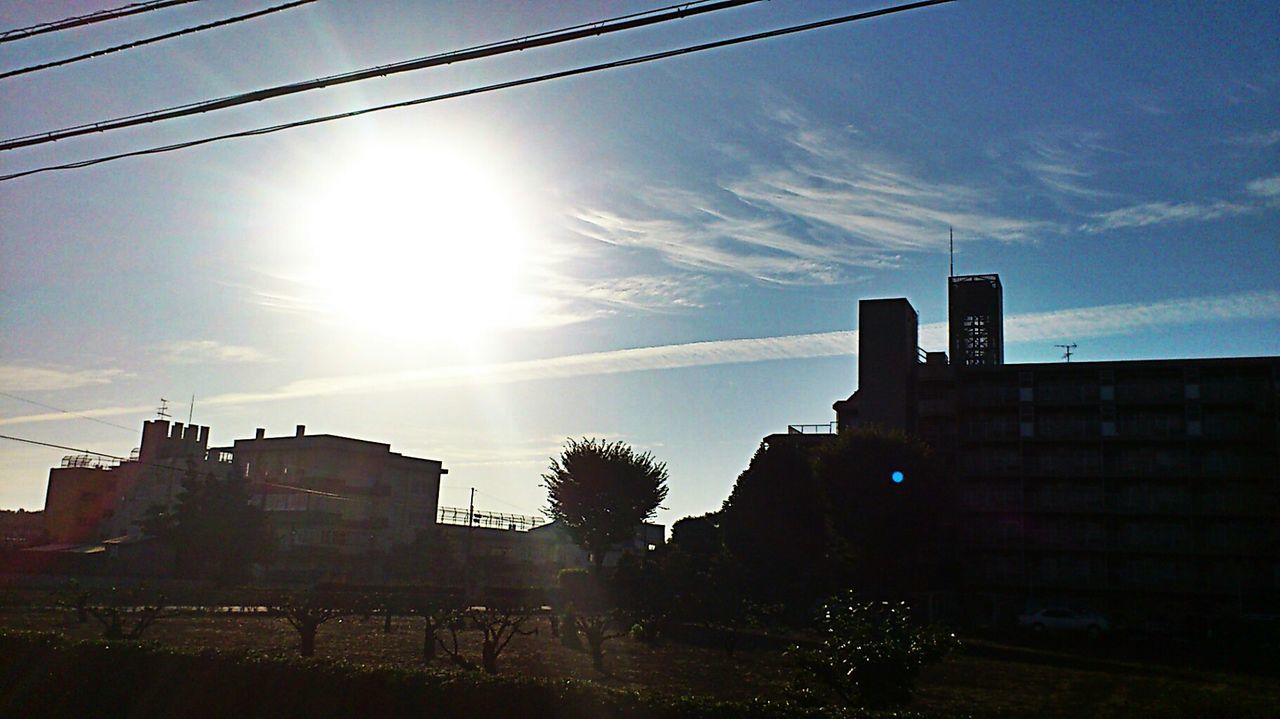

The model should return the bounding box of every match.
[891,470,904,484]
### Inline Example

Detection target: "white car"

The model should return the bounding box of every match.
[1017,607,1110,637]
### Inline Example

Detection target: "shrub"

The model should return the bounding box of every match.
[789,591,959,709]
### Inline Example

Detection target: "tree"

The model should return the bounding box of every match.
[83,585,169,640]
[815,428,955,597]
[789,591,959,709]
[542,438,668,573]
[271,592,348,658]
[558,568,627,672]
[140,461,271,584]
[467,605,538,674]
[719,440,831,611]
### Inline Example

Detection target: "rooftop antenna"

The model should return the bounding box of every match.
[187,394,195,425]
[949,226,954,278]
[1055,343,1077,362]
[156,398,170,419]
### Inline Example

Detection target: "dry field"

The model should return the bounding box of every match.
[3,605,1278,718]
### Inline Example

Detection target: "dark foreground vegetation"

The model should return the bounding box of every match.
[2,604,1278,719]
[0,630,959,719]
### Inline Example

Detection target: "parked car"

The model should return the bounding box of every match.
[1017,607,1110,637]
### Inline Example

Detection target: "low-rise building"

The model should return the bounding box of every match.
[232,425,446,582]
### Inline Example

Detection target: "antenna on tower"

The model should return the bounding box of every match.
[187,394,195,425]
[1055,343,1077,362]
[156,398,171,419]
[949,226,954,278]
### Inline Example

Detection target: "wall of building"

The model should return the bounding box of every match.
[233,426,445,577]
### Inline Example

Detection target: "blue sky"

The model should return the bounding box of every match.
[2,1,1277,524]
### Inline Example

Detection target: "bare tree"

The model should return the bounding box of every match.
[466,605,538,675]
[85,585,168,640]
[272,593,347,658]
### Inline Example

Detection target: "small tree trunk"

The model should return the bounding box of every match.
[299,623,317,657]
[589,639,605,671]
[104,613,124,640]
[583,623,605,671]
[481,640,498,675]
[422,621,436,663]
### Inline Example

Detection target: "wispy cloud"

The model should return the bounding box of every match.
[3,290,1275,428]
[1246,174,1280,198]
[575,274,715,314]
[1225,129,1280,148]
[156,340,273,365]
[1080,200,1254,232]
[1015,128,1117,201]
[570,107,1056,285]
[0,365,128,392]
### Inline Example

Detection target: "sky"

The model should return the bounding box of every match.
[1,1,1277,526]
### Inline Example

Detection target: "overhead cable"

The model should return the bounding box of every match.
[0,0,200,44]
[0,0,763,152]
[0,0,955,183]
[0,0,318,81]
[0,391,138,432]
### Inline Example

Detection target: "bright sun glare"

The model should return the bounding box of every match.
[293,141,533,340]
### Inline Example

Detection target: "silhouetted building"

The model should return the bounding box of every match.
[833,298,919,433]
[44,420,221,544]
[821,274,1279,628]
[232,425,446,582]
[948,273,1004,367]
[406,520,664,595]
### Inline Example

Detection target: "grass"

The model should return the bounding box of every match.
[2,605,1277,718]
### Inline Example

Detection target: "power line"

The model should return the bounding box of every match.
[0,0,761,152]
[0,391,138,433]
[0,0,200,44]
[0,0,317,81]
[0,432,151,467]
[0,0,956,183]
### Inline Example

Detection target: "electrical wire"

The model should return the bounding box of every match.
[0,392,138,433]
[0,0,955,183]
[0,0,760,152]
[0,0,317,81]
[0,432,187,476]
[0,0,200,44]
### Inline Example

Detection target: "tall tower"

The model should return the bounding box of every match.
[948,274,1004,367]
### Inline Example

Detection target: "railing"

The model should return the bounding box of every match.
[787,423,836,434]
[60,454,117,469]
[437,506,544,532]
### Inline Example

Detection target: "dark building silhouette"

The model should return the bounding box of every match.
[230,425,446,582]
[833,298,919,433]
[825,274,1279,628]
[44,419,220,544]
[948,274,1004,367]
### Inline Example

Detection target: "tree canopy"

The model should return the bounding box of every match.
[542,438,668,572]
[140,461,271,583]
[716,428,956,610]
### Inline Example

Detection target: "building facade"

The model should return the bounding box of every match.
[829,275,1279,627]
[44,419,224,544]
[231,425,446,582]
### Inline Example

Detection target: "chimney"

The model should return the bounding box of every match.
[197,425,210,447]
[295,424,306,437]
[255,428,266,440]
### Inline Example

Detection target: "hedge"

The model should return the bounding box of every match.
[0,632,976,719]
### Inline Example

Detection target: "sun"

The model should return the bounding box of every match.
[291,139,534,340]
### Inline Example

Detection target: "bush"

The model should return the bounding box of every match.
[0,631,953,719]
[789,591,959,709]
